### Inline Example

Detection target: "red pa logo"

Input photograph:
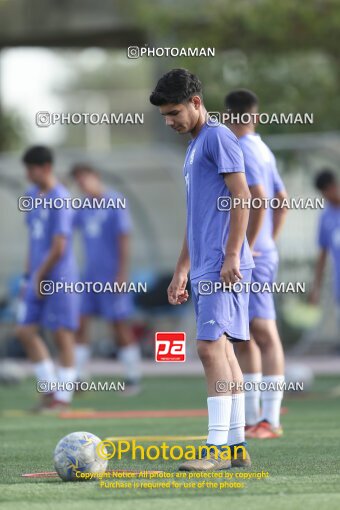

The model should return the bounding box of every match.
[155,332,186,362]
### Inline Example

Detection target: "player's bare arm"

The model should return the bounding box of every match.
[167,233,190,305]
[116,233,130,285]
[35,234,67,298]
[272,189,288,240]
[19,251,31,300]
[221,172,251,285]
[247,183,266,255]
[24,247,30,276]
[309,248,327,305]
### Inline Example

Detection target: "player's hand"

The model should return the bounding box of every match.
[220,254,243,285]
[308,287,320,305]
[167,271,189,305]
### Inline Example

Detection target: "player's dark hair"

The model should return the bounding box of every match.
[22,145,53,166]
[70,163,98,178]
[150,68,203,106]
[314,169,337,191]
[224,89,258,115]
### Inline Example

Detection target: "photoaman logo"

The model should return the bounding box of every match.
[96,439,246,462]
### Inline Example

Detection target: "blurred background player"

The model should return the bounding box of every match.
[16,145,79,411]
[71,164,142,395]
[225,90,288,438]
[150,69,254,470]
[310,170,340,321]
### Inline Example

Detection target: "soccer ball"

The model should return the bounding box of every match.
[54,431,108,481]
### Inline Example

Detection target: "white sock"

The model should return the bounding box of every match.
[118,344,142,383]
[207,396,232,445]
[75,344,91,381]
[33,359,56,393]
[55,366,77,403]
[244,372,262,425]
[228,393,245,445]
[261,375,285,427]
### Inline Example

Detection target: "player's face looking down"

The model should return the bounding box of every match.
[321,182,340,205]
[159,96,202,134]
[74,172,101,196]
[25,163,52,187]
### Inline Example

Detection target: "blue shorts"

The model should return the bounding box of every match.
[190,269,252,342]
[17,284,80,331]
[249,255,278,322]
[81,290,133,321]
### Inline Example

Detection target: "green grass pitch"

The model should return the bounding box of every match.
[1,375,340,510]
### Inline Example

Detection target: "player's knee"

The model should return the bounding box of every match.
[251,322,272,348]
[197,341,216,365]
[254,333,278,354]
[75,327,89,345]
[15,325,23,340]
[15,325,31,343]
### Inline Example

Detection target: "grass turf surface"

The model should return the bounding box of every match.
[1,375,340,510]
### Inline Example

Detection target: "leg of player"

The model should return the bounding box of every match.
[226,339,251,467]
[179,335,234,471]
[235,337,262,427]
[16,324,56,410]
[249,318,285,438]
[53,328,77,408]
[75,315,91,384]
[113,320,142,396]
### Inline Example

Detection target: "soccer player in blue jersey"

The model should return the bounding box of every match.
[225,90,288,438]
[16,146,79,411]
[310,170,340,311]
[150,69,254,470]
[71,164,141,395]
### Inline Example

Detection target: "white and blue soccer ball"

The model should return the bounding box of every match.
[54,431,108,481]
